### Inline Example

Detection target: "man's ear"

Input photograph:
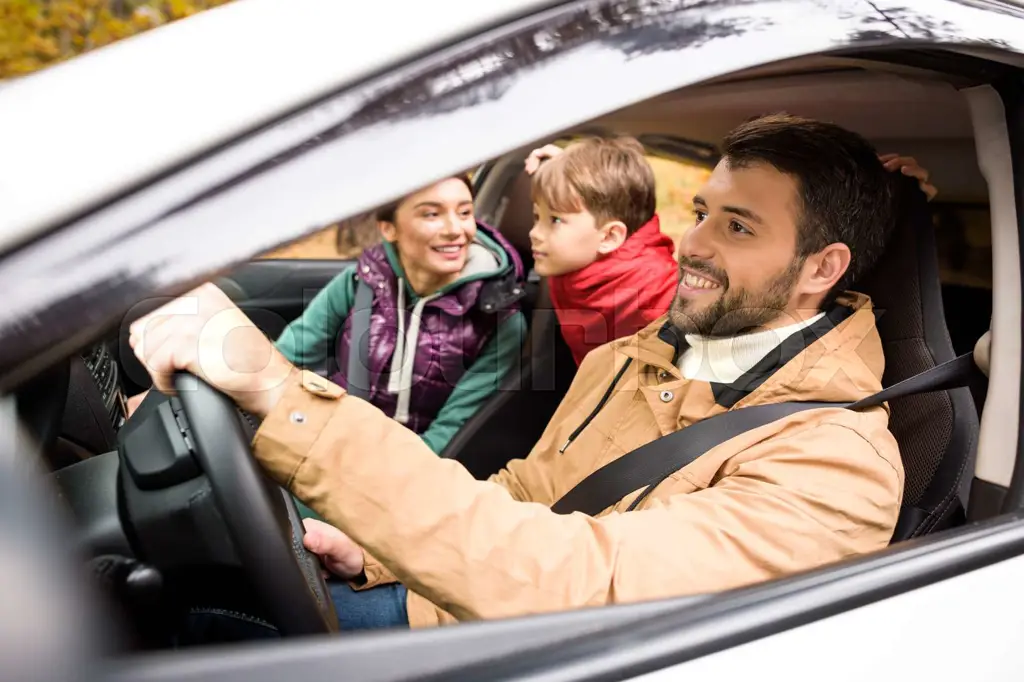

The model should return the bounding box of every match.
[378,220,397,243]
[596,220,628,255]
[800,243,851,296]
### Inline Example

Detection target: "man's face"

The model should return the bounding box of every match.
[670,159,809,338]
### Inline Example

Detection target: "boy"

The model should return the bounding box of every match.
[527,136,677,364]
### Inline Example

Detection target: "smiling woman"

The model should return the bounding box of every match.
[273,176,528,461]
[374,177,478,296]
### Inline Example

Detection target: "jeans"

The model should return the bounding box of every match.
[331,581,409,631]
[179,581,409,645]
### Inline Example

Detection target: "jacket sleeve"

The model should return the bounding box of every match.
[253,373,901,622]
[274,266,357,369]
[420,311,527,454]
[362,311,527,584]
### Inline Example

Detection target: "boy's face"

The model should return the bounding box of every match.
[529,202,607,277]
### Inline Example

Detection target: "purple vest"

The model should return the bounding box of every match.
[331,223,524,434]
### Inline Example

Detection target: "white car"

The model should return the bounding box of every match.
[0,0,1022,680]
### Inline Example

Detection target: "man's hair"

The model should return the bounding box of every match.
[375,174,474,223]
[721,113,895,293]
[531,135,657,234]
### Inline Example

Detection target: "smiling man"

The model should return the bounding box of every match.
[132,114,913,633]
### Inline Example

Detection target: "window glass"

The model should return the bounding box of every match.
[933,205,992,289]
[930,204,993,357]
[646,154,711,246]
[259,212,380,260]
[261,169,484,261]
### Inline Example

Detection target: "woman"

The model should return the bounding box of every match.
[276,175,527,455]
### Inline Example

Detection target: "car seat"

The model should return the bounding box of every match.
[853,174,980,540]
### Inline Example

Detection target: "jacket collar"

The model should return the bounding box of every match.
[549,215,674,292]
[709,303,852,408]
[616,292,885,409]
[357,221,525,315]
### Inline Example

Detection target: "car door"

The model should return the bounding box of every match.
[3,0,1024,681]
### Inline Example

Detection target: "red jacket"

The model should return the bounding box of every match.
[549,215,678,365]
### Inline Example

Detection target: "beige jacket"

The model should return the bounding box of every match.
[252,292,903,628]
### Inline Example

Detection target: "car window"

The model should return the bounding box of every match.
[646,153,712,246]
[259,211,380,260]
[932,203,993,357]
[260,167,486,260]
[933,204,992,289]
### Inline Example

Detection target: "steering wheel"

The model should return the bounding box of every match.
[173,373,338,636]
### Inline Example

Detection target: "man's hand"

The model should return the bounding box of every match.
[125,390,149,418]
[524,143,563,175]
[880,153,938,201]
[128,282,296,418]
[302,518,365,579]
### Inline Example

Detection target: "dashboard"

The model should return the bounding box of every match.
[41,342,135,470]
[82,343,129,432]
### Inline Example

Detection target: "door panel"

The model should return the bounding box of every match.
[105,595,709,682]
[214,259,355,340]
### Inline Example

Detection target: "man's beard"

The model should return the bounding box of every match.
[669,256,804,338]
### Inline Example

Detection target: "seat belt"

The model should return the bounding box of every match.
[550,352,979,516]
[345,277,374,401]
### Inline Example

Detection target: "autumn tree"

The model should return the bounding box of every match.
[0,0,236,79]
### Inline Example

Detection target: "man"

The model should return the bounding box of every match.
[131,114,933,631]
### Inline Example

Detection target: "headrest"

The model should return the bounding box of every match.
[496,172,535,272]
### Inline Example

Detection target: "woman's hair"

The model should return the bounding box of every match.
[374,174,475,223]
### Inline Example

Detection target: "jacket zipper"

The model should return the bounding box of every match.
[558,358,633,454]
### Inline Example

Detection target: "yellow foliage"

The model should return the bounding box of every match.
[0,0,236,79]
[647,155,710,245]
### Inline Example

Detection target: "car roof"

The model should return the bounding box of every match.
[0,0,553,252]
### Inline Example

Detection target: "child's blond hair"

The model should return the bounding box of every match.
[531,136,657,234]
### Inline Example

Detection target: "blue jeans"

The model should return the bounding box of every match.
[330,581,409,631]
[180,581,408,644]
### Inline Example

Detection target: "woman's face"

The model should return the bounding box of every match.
[379,178,477,294]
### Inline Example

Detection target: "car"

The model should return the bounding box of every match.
[0,0,1022,680]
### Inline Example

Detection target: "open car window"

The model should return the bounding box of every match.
[2,0,1024,681]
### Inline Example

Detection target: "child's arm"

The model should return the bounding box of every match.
[421,311,528,455]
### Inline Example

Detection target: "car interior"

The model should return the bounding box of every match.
[27,51,1007,652]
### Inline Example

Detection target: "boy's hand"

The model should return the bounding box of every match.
[302,518,365,579]
[880,153,937,201]
[525,144,563,175]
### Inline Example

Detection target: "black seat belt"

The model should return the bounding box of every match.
[551,352,980,516]
[345,277,374,401]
